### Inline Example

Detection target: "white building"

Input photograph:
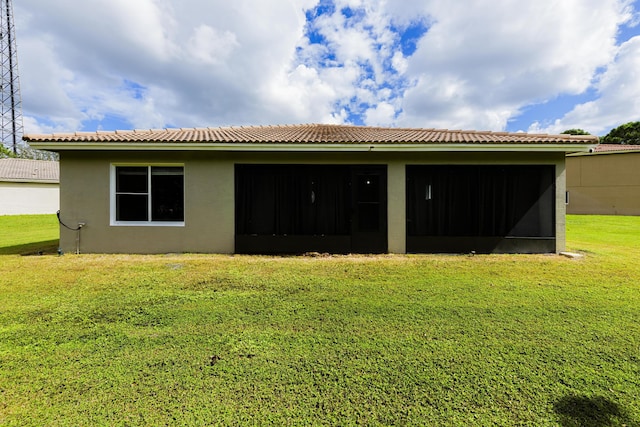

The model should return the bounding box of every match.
[0,158,59,215]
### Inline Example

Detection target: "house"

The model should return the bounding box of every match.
[24,124,596,254]
[566,144,640,215]
[0,158,59,215]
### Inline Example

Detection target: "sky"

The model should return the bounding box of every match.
[13,0,640,137]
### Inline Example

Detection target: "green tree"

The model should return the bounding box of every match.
[0,144,16,158]
[16,146,59,161]
[601,121,640,145]
[561,129,591,135]
[0,142,58,160]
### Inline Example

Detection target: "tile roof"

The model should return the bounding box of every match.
[590,144,640,153]
[0,158,59,183]
[23,123,598,145]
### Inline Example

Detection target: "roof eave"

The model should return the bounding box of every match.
[568,149,640,156]
[28,142,597,153]
[0,178,59,184]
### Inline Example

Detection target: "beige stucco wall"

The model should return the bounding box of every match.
[0,182,59,215]
[567,152,640,215]
[58,151,566,254]
[59,151,235,254]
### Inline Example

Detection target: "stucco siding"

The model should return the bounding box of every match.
[567,152,640,215]
[59,152,236,254]
[0,182,59,215]
[57,151,566,254]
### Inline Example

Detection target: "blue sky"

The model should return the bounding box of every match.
[507,18,640,134]
[14,0,640,138]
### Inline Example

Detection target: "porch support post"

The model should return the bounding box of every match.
[555,157,567,253]
[387,161,406,254]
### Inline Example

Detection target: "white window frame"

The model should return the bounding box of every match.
[110,163,185,227]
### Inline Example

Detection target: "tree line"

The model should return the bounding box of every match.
[562,121,640,145]
[0,143,58,160]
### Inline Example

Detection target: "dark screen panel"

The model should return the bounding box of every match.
[407,165,555,238]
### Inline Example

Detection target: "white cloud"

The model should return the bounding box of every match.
[186,26,239,65]
[391,51,408,74]
[529,36,640,136]
[365,102,397,126]
[263,64,340,123]
[397,0,634,130]
[13,0,640,135]
[19,36,77,118]
[16,0,322,131]
[287,1,417,125]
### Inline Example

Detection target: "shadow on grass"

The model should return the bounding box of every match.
[554,395,637,427]
[0,239,59,256]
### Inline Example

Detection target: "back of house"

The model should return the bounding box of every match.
[24,124,596,254]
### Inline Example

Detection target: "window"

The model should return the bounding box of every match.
[112,165,184,225]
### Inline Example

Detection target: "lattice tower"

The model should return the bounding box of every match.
[0,0,23,155]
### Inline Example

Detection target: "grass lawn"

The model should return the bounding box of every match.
[0,214,59,255]
[0,215,639,426]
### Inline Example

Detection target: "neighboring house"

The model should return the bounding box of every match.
[566,144,640,215]
[24,124,596,255]
[0,158,59,215]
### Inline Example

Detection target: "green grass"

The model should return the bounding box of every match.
[0,214,59,255]
[0,215,639,426]
[567,214,640,258]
